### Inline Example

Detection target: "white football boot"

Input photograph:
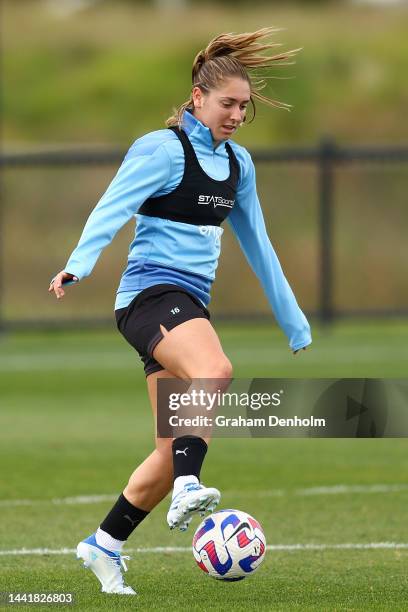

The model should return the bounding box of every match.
[167,482,221,531]
[76,534,136,595]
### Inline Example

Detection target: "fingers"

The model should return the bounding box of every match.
[48,279,57,293]
[48,272,74,299]
[50,275,65,299]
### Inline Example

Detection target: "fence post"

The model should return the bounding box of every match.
[0,158,3,332]
[318,137,335,324]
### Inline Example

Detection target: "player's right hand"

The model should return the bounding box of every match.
[48,271,78,300]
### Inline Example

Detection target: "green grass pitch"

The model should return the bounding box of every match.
[1,320,408,610]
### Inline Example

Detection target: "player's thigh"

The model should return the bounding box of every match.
[152,318,232,380]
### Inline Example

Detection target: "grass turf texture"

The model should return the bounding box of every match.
[1,321,408,610]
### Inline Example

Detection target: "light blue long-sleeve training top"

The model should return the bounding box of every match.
[64,110,311,351]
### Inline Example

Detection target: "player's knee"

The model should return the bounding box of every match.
[212,357,233,381]
[195,356,233,383]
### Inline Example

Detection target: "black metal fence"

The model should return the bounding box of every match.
[1,139,408,330]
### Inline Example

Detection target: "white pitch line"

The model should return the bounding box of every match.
[0,353,135,372]
[229,484,408,498]
[294,484,408,496]
[1,543,408,557]
[2,345,408,372]
[1,484,407,508]
[53,494,118,505]
[0,495,118,508]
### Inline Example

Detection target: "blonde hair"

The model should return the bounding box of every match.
[166,27,300,128]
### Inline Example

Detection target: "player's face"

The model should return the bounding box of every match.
[192,78,251,145]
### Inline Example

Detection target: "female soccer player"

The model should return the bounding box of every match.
[49,28,311,595]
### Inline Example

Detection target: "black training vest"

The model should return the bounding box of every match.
[138,126,240,227]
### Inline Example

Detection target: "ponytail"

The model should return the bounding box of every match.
[166,28,300,128]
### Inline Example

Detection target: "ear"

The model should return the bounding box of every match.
[192,86,203,109]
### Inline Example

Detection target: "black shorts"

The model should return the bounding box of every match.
[115,284,210,377]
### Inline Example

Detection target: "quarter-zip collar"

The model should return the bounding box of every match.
[182,109,227,154]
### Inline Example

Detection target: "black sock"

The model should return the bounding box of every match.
[99,493,149,541]
[172,435,208,480]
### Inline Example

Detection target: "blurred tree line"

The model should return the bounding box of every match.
[4,0,408,146]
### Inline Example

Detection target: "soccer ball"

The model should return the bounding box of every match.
[192,509,266,581]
